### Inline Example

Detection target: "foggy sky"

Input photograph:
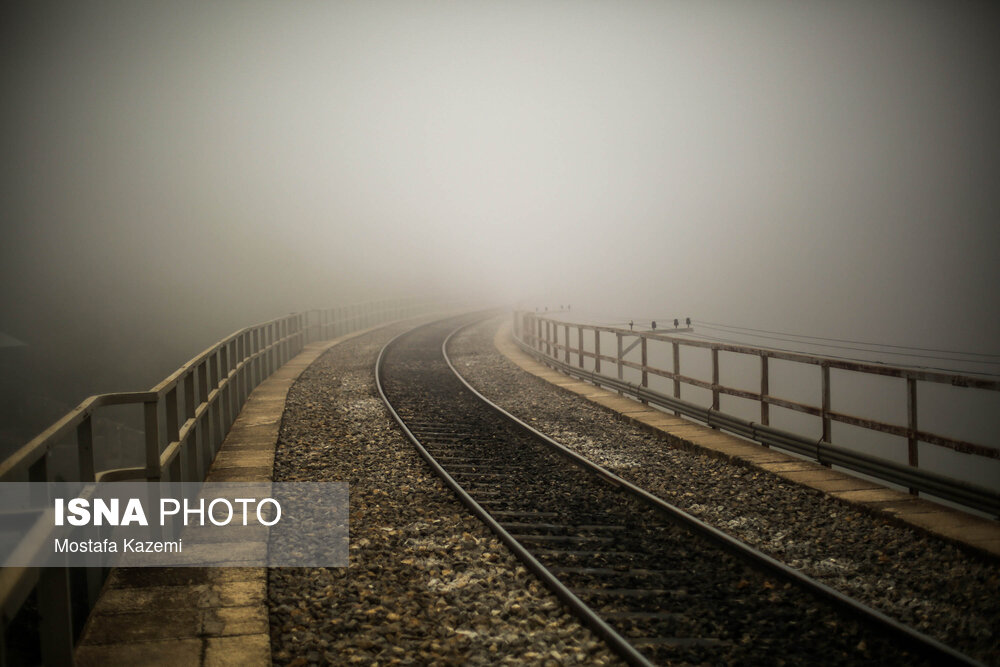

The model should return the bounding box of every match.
[2,1,998,364]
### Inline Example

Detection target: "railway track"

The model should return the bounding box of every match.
[375,314,981,666]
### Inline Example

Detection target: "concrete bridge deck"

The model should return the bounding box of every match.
[74,327,380,666]
[72,317,1000,665]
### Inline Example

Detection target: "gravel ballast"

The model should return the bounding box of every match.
[448,316,1000,665]
[268,322,619,666]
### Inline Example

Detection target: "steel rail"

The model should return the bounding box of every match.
[375,317,654,667]
[379,314,983,667]
[443,320,983,667]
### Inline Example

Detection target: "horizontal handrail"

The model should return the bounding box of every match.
[538,317,1000,389]
[0,392,158,481]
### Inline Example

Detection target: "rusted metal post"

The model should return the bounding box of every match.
[198,361,213,475]
[185,371,199,481]
[711,347,720,412]
[616,332,624,396]
[77,415,95,482]
[144,398,160,480]
[760,354,770,426]
[28,454,47,484]
[577,326,584,368]
[594,329,601,373]
[229,340,239,426]
[564,324,570,363]
[210,353,222,454]
[220,345,232,432]
[264,323,273,373]
[275,320,290,365]
[821,363,831,442]
[166,386,181,481]
[252,329,261,388]
[237,335,247,406]
[37,567,73,666]
[821,363,831,467]
[640,335,648,404]
[672,341,680,415]
[907,377,918,494]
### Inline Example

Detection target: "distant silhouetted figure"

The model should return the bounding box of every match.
[686,317,691,327]
[674,318,679,328]
[628,320,634,331]
[651,321,657,330]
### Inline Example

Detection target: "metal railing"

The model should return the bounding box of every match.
[513,311,1000,517]
[0,298,425,666]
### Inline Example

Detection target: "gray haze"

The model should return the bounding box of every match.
[2,3,998,457]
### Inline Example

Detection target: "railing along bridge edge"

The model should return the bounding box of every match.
[512,311,1000,518]
[0,298,428,666]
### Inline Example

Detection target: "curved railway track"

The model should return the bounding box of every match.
[375,314,981,666]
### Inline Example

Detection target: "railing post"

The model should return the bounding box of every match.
[251,329,261,388]
[577,326,584,368]
[228,341,239,427]
[711,348,720,412]
[184,371,199,481]
[273,322,281,370]
[546,321,552,357]
[640,335,648,404]
[616,332,623,396]
[144,398,160,480]
[37,566,74,667]
[166,386,181,481]
[237,335,248,406]
[277,321,284,367]
[263,325,272,373]
[28,453,48,484]
[210,353,222,454]
[907,377,919,494]
[760,353,770,426]
[564,324,570,363]
[672,341,681,415]
[820,363,831,467]
[594,329,601,374]
[77,415,95,482]
[198,361,214,475]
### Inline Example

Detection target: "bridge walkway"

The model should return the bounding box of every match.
[72,328,376,666]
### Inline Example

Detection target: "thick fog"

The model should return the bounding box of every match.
[2,3,998,458]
